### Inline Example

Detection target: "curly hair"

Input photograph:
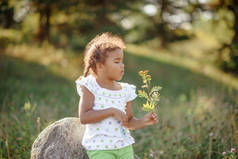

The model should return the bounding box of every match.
[80,32,126,79]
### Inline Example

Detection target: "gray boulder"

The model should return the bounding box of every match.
[31,117,140,159]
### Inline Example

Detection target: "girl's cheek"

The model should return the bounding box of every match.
[112,63,118,68]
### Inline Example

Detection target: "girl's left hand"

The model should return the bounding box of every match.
[143,112,158,126]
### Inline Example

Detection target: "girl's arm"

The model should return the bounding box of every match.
[123,101,158,130]
[79,86,128,124]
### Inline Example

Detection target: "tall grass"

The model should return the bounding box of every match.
[133,89,237,158]
[0,54,78,159]
[1,43,238,159]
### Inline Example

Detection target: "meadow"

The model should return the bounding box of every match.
[1,42,238,159]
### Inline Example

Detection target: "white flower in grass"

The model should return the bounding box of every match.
[209,132,214,137]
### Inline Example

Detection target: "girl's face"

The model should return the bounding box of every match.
[99,48,125,81]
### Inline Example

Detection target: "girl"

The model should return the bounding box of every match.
[75,32,158,159]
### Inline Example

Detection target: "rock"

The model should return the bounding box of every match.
[31,117,140,159]
[31,117,87,159]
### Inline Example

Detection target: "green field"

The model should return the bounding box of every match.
[1,43,238,159]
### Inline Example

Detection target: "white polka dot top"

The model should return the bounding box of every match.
[75,74,137,150]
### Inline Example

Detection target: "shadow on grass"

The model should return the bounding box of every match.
[123,52,238,107]
[123,51,238,158]
[1,52,237,114]
[1,52,238,159]
[0,54,78,117]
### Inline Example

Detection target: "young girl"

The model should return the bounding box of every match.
[75,32,158,159]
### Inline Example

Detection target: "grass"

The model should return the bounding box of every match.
[0,54,78,158]
[123,48,238,158]
[1,42,238,159]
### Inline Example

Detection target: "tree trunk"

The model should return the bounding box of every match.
[217,0,238,74]
[159,0,170,47]
[229,0,238,73]
[45,5,51,42]
[226,0,238,44]
[35,4,51,43]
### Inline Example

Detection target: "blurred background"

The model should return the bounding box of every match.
[1,0,238,158]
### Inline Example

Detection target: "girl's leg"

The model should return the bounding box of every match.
[118,145,134,159]
[86,150,117,159]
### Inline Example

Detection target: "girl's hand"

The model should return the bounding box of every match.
[111,108,128,124]
[143,112,158,126]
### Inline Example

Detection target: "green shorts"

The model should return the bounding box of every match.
[86,145,134,159]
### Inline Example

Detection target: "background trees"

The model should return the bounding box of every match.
[1,0,237,73]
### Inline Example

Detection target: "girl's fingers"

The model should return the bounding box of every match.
[144,112,159,125]
[122,121,129,127]
[153,115,157,120]
[123,115,128,122]
[151,113,158,123]
[151,112,157,119]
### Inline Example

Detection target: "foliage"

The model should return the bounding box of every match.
[1,45,238,158]
[138,70,162,112]
[222,148,237,159]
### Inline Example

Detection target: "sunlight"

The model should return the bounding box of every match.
[143,4,157,16]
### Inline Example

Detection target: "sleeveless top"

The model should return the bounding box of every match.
[75,74,137,150]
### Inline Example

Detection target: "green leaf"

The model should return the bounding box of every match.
[138,90,149,99]
[149,86,162,96]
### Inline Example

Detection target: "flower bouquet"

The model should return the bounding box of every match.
[138,70,162,112]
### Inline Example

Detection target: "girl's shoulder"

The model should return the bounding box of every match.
[75,74,94,84]
[75,74,97,96]
[120,82,136,90]
[119,82,137,102]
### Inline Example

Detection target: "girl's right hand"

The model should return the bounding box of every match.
[111,108,128,123]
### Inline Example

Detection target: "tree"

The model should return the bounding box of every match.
[211,0,238,74]
[30,0,79,42]
[0,0,14,28]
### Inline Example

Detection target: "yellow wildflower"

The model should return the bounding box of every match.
[143,101,155,111]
